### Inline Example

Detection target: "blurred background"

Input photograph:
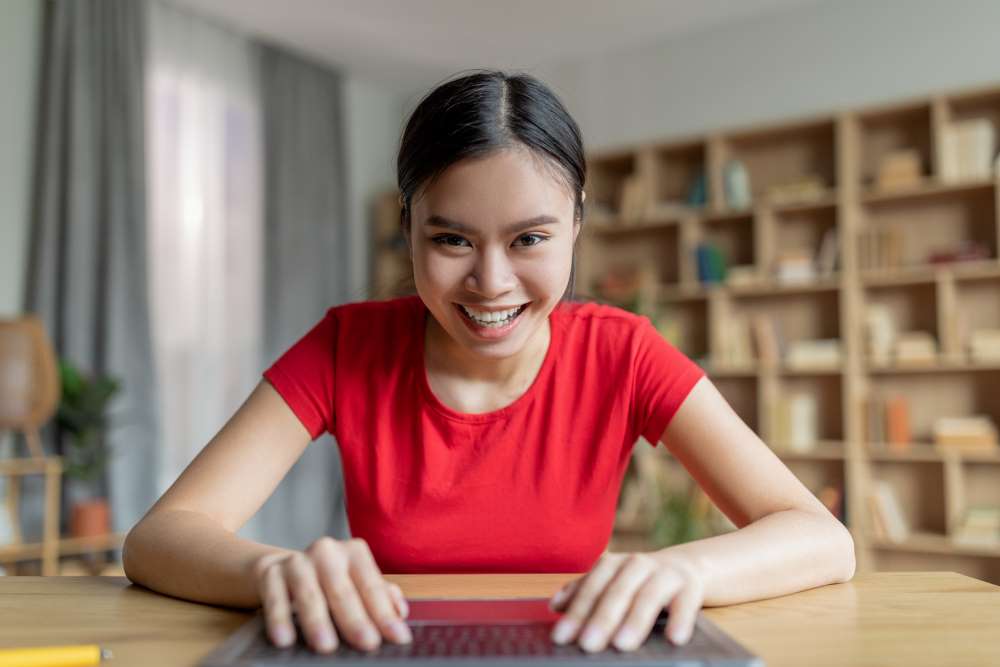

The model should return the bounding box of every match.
[2,0,1000,582]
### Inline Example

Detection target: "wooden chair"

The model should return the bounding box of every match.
[0,316,63,575]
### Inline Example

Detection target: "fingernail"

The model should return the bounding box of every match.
[317,630,336,652]
[391,620,413,643]
[362,626,381,649]
[274,625,294,647]
[613,626,638,650]
[671,629,690,645]
[398,598,410,618]
[551,619,576,644]
[580,626,602,653]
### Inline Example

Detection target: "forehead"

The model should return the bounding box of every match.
[414,149,574,225]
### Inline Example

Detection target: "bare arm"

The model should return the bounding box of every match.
[122,380,312,608]
[655,376,856,607]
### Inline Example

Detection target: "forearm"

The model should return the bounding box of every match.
[123,509,295,608]
[656,509,856,607]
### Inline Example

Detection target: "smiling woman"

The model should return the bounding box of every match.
[124,70,854,659]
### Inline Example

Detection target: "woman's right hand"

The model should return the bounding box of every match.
[251,537,412,653]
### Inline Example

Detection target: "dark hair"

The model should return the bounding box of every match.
[396,70,586,298]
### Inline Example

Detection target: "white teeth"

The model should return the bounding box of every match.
[460,304,525,326]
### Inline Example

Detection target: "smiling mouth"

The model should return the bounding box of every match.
[454,302,529,328]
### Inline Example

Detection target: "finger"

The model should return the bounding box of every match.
[550,554,623,646]
[310,539,381,651]
[577,554,658,653]
[614,570,684,652]
[259,558,296,648]
[283,554,338,653]
[549,578,583,611]
[388,583,409,619]
[346,539,412,645]
[664,578,704,646]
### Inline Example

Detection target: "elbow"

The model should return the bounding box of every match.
[121,522,147,586]
[834,518,857,583]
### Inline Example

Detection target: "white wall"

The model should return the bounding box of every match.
[538,0,1000,152]
[0,0,40,316]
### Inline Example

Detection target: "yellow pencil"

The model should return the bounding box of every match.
[0,645,111,667]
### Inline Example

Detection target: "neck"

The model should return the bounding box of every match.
[424,310,551,387]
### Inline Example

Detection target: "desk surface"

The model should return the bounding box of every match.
[0,572,997,667]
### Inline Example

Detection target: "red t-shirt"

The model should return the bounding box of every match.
[263,296,704,573]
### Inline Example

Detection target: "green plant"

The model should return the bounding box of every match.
[55,359,121,484]
[650,488,710,548]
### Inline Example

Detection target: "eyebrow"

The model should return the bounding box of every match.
[424,214,560,235]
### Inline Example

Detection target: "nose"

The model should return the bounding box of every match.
[465,245,517,298]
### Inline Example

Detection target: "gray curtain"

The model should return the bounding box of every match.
[24,0,159,535]
[245,43,351,549]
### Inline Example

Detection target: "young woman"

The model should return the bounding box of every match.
[123,70,855,656]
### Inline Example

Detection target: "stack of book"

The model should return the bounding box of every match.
[775,251,816,284]
[969,329,1000,363]
[868,480,909,543]
[933,416,999,454]
[875,149,923,190]
[766,176,827,206]
[951,507,1000,548]
[939,118,997,183]
[785,339,842,370]
[858,225,904,271]
[893,331,938,367]
[769,393,819,453]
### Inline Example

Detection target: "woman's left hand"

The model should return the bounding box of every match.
[548,551,705,652]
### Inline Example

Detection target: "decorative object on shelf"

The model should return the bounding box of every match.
[868,480,909,543]
[686,171,708,207]
[765,176,828,206]
[815,228,839,277]
[969,329,1000,363]
[774,250,817,284]
[939,118,996,183]
[56,359,121,538]
[750,315,780,366]
[695,242,727,284]
[951,506,1000,548]
[723,159,751,209]
[865,304,896,367]
[892,331,938,367]
[725,265,759,286]
[926,240,991,265]
[933,415,999,454]
[785,339,841,370]
[875,149,923,191]
[858,225,904,271]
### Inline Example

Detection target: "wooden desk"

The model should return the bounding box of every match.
[0,572,998,666]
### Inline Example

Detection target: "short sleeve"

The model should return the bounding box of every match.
[262,309,337,440]
[632,317,705,446]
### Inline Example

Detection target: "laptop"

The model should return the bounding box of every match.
[200,597,764,666]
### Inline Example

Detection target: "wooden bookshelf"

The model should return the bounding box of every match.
[579,81,1000,583]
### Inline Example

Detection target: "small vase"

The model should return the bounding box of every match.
[70,498,110,538]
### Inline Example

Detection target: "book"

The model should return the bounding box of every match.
[893,331,937,367]
[875,149,923,190]
[940,118,997,183]
[787,393,818,452]
[865,304,896,366]
[751,315,780,366]
[885,395,912,451]
[969,329,1000,363]
[818,485,844,522]
[785,339,841,370]
[871,480,909,542]
[951,506,1000,547]
[816,228,838,277]
[696,243,727,284]
[933,415,999,453]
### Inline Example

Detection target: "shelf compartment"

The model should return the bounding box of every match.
[719,118,837,206]
[860,182,997,269]
[648,139,708,214]
[712,376,758,433]
[699,215,755,272]
[858,101,934,192]
[586,150,640,222]
[871,460,947,534]
[773,374,845,443]
[656,298,708,362]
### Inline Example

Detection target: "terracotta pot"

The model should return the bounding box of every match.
[70,498,110,538]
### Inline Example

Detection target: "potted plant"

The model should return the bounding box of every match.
[55,359,121,538]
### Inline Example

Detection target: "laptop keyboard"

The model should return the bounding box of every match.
[242,620,698,661]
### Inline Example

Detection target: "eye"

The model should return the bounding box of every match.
[515,233,547,247]
[431,234,471,247]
